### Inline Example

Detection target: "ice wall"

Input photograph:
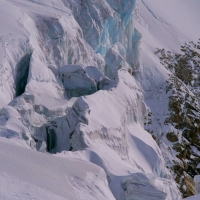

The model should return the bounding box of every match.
[63,0,140,72]
[0,0,141,107]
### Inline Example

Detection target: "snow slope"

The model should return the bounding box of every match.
[0,137,115,200]
[134,0,200,197]
[134,0,200,90]
[184,195,200,200]
[54,69,180,199]
[1,0,200,199]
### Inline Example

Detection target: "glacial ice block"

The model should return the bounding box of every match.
[58,65,97,98]
[85,66,104,82]
[105,43,132,78]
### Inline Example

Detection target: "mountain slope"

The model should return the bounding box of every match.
[134,0,200,197]
[1,0,200,199]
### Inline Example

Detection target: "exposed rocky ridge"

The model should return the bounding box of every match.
[145,41,200,198]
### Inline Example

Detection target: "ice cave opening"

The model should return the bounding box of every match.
[15,53,32,97]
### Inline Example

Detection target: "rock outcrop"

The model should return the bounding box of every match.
[145,41,200,198]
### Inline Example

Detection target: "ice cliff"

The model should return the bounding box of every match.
[0,0,191,199]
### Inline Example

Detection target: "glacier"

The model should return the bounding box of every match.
[1,0,200,199]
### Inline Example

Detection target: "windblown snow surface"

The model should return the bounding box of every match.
[184,195,200,200]
[0,0,200,199]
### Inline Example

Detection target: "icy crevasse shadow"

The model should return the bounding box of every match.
[46,125,57,152]
[15,53,32,97]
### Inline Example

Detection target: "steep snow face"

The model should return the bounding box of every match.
[133,0,200,198]
[134,0,200,90]
[0,0,183,199]
[55,70,180,199]
[74,72,181,200]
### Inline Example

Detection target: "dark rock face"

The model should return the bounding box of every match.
[184,172,195,196]
[166,132,178,142]
[15,53,32,97]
